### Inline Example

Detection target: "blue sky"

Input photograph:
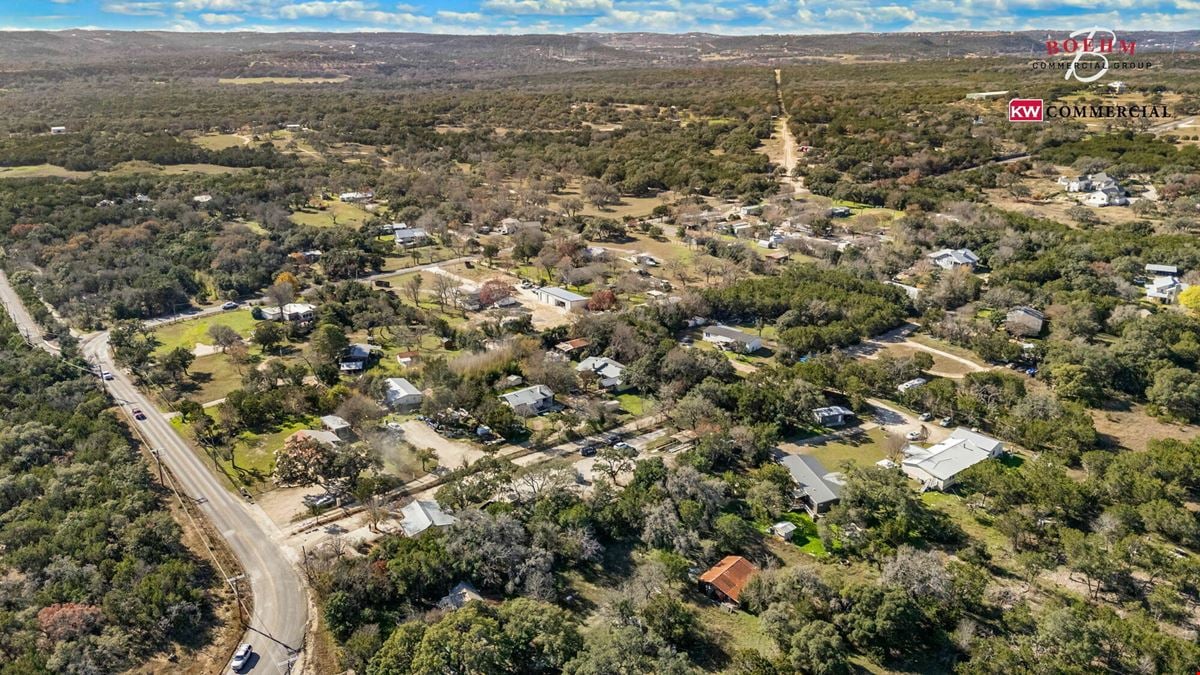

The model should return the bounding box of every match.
[4,0,1198,34]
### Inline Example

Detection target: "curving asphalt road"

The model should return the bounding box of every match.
[1,270,308,675]
[81,332,308,675]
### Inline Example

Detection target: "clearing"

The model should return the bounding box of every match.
[153,308,258,354]
[218,76,349,85]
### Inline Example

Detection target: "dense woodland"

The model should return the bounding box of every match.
[0,317,215,673]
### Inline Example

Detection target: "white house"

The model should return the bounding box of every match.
[927,248,980,270]
[192,194,212,204]
[701,325,763,354]
[576,356,628,392]
[1108,81,1127,94]
[339,191,373,203]
[533,287,588,312]
[320,414,354,441]
[399,500,458,537]
[812,406,854,427]
[1084,187,1128,207]
[1061,172,1125,206]
[1145,264,1178,276]
[261,302,316,323]
[1145,276,1188,303]
[901,428,1004,491]
[49,125,67,134]
[499,384,556,416]
[384,377,423,410]
[393,227,429,247]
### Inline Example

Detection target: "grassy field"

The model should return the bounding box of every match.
[177,353,244,406]
[153,309,258,353]
[616,393,650,416]
[218,76,350,85]
[0,164,92,179]
[291,199,375,228]
[789,427,891,470]
[757,511,828,557]
[228,417,319,487]
[876,343,977,377]
[191,133,248,150]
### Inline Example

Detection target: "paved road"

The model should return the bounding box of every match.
[82,332,308,675]
[0,271,308,675]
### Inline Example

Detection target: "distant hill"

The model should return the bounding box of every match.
[0,29,1195,78]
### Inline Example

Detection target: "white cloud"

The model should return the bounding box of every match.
[200,12,246,23]
[481,0,613,16]
[437,11,486,22]
[101,2,168,16]
[173,0,256,9]
[275,1,434,26]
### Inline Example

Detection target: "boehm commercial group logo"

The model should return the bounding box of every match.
[1033,27,1151,82]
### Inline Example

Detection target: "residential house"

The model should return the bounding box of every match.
[261,302,316,324]
[339,343,375,373]
[498,217,539,235]
[395,351,419,367]
[320,415,354,441]
[384,377,423,411]
[702,325,763,354]
[901,427,1004,491]
[626,253,660,267]
[399,500,458,538]
[457,290,483,311]
[927,248,980,271]
[288,429,342,447]
[698,555,758,605]
[499,384,555,416]
[285,123,303,131]
[780,455,844,516]
[1085,187,1128,207]
[769,522,797,541]
[576,356,628,392]
[1005,306,1045,337]
[1145,264,1179,277]
[812,405,854,428]
[393,227,430,247]
[339,191,373,203]
[1061,172,1127,205]
[534,287,588,312]
[1108,81,1127,94]
[554,338,592,357]
[1145,275,1188,303]
[897,377,928,393]
[438,581,483,610]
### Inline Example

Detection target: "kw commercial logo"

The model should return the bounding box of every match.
[1033,27,1151,82]
[1008,99,1043,122]
[1008,97,1170,123]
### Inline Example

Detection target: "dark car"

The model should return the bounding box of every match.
[579,444,598,457]
[132,408,147,421]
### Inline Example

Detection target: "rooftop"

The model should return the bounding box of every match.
[780,454,842,506]
[499,384,554,407]
[538,286,588,303]
[385,377,421,397]
[699,555,758,603]
[703,324,758,343]
[399,500,458,537]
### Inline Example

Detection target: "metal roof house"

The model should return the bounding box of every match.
[384,377,423,410]
[533,286,588,312]
[901,427,1004,491]
[812,405,854,428]
[576,356,628,392]
[499,384,555,416]
[927,248,980,270]
[779,455,844,516]
[702,325,763,354]
[399,500,458,537]
[698,555,758,605]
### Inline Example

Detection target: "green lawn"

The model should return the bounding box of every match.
[758,511,828,557]
[153,309,258,354]
[228,417,319,487]
[616,393,650,416]
[793,427,890,470]
[290,199,374,228]
[154,353,248,409]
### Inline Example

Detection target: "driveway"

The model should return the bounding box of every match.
[399,420,486,471]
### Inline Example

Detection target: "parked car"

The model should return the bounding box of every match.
[918,412,933,422]
[221,301,239,310]
[905,430,923,441]
[230,643,253,671]
[613,441,634,451]
[579,444,598,457]
[938,416,953,427]
[132,408,146,421]
[520,280,533,289]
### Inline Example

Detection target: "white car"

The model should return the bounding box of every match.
[221,301,239,310]
[905,430,923,441]
[100,370,114,381]
[230,643,252,671]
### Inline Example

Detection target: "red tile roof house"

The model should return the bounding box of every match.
[698,555,758,605]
